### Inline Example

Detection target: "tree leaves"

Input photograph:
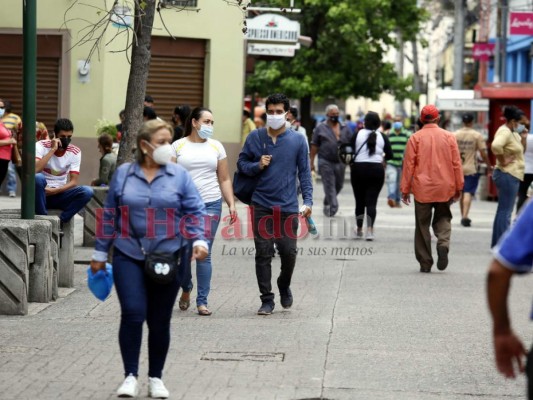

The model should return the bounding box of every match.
[246,0,427,101]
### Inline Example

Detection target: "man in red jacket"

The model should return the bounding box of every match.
[400,105,464,273]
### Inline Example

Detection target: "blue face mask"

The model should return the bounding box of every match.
[0,108,5,118]
[516,124,526,134]
[198,125,214,140]
[393,122,403,130]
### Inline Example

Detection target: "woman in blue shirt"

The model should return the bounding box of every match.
[90,120,208,399]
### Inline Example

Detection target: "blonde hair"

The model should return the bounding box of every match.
[136,120,173,163]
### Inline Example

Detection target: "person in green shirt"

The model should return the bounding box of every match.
[386,121,410,207]
[91,133,117,186]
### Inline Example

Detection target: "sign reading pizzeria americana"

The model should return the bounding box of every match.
[246,14,300,44]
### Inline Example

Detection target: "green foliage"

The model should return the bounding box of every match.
[95,119,119,141]
[246,0,428,102]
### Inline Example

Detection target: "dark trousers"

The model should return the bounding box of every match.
[517,173,533,213]
[251,203,299,304]
[318,158,346,217]
[414,201,452,269]
[350,162,385,228]
[0,159,9,188]
[112,248,181,378]
[35,173,93,223]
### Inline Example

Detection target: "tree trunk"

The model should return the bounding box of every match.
[300,95,313,142]
[117,1,157,165]
[411,39,421,115]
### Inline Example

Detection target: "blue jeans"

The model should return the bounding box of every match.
[182,198,222,306]
[386,164,402,202]
[35,173,93,222]
[7,162,17,193]
[112,248,181,378]
[491,169,520,247]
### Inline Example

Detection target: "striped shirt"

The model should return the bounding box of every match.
[387,129,410,167]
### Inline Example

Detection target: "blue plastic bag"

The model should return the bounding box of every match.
[87,263,114,301]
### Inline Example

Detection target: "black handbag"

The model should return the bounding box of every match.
[233,128,268,204]
[120,164,181,285]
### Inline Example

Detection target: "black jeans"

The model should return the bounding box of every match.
[251,203,299,304]
[350,162,385,228]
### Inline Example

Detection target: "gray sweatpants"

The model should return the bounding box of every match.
[318,158,346,217]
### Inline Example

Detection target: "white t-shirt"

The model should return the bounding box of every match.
[172,137,227,203]
[35,140,81,188]
[354,129,386,163]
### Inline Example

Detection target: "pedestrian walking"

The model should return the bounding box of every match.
[454,113,492,227]
[237,93,313,315]
[400,105,463,273]
[172,107,237,316]
[487,199,533,398]
[0,106,16,187]
[490,105,525,247]
[286,106,309,153]
[516,115,532,213]
[90,120,208,398]
[349,111,393,240]
[386,120,409,208]
[310,104,351,217]
[0,99,21,197]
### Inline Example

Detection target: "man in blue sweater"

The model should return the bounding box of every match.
[238,93,313,315]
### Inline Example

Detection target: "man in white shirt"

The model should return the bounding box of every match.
[35,118,93,223]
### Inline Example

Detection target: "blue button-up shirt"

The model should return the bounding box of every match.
[94,162,207,261]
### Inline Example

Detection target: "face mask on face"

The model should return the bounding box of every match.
[329,116,339,124]
[266,113,287,130]
[393,122,403,130]
[516,124,526,134]
[0,108,5,118]
[59,137,71,149]
[198,125,214,140]
[146,142,175,165]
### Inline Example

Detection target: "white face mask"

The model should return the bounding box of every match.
[146,142,175,165]
[266,113,287,130]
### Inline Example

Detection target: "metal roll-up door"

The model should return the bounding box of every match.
[0,34,61,131]
[146,37,206,122]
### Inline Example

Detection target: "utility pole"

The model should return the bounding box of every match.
[501,0,508,81]
[22,0,37,219]
[452,0,465,89]
[394,30,405,117]
[494,1,502,82]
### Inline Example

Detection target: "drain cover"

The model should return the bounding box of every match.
[201,351,284,362]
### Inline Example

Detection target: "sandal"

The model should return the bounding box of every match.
[197,305,212,316]
[178,292,191,311]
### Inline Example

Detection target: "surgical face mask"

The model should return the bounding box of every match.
[0,108,5,118]
[59,137,71,149]
[266,113,287,130]
[393,122,403,130]
[197,124,214,140]
[329,116,339,124]
[146,142,174,165]
[516,124,526,134]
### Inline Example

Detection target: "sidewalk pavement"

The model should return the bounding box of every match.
[0,187,531,400]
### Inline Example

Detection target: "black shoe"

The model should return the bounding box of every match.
[279,287,293,309]
[257,302,274,315]
[437,247,448,271]
[420,266,431,273]
[460,218,471,227]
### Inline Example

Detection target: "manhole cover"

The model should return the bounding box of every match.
[201,351,284,362]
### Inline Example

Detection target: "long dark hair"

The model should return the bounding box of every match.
[184,107,212,137]
[364,111,381,156]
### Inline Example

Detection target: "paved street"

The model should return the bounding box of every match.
[0,180,532,400]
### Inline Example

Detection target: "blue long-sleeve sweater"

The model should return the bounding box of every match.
[237,128,313,213]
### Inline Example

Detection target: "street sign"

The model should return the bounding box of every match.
[435,98,490,112]
[472,43,495,61]
[247,43,300,57]
[246,14,300,44]
[509,12,533,35]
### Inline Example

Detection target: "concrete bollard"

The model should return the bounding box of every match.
[0,212,60,300]
[48,210,75,288]
[83,187,109,247]
[0,220,30,315]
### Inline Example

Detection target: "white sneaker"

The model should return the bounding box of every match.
[365,232,375,241]
[148,377,169,399]
[354,228,363,239]
[8,191,15,198]
[117,374,139,398]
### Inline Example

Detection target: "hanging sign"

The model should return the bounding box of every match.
[509,12,533,35]
[472,43,495,61]
[246,14,300,44]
